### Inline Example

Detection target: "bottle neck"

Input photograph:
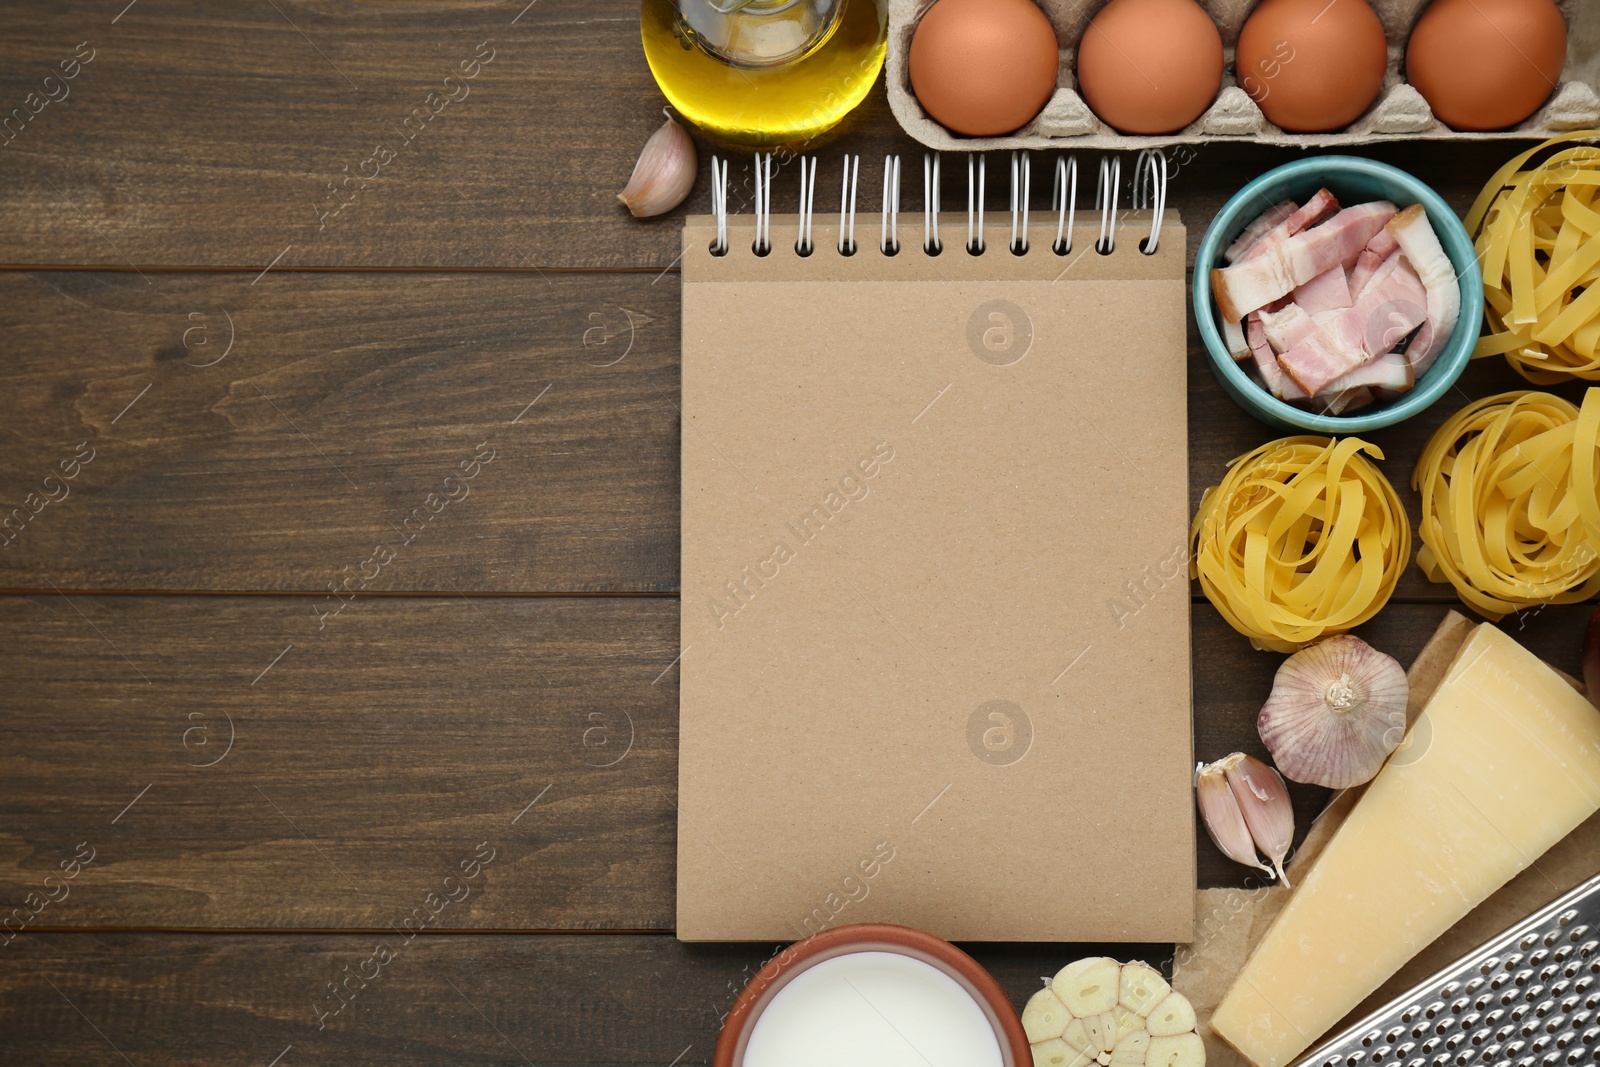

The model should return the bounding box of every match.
[675,0,843,69]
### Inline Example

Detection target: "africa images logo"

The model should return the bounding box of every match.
[966,300,1033,367]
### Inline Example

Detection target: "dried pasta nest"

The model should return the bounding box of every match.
[1190,436,1409,653]
[1412,389,1600,619]
[1469,134,1600,383]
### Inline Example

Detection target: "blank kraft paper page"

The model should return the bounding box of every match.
[677,212,1194,943]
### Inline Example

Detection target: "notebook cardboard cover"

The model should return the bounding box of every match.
[677,214,1194,942]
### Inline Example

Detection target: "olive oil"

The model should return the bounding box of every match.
[641,0,887,146]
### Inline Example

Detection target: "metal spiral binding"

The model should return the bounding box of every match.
[1010,151,1031,255]
[701,151,1162,261]
[838,154,859,256]
[1133,148,1167,256]
[881,155,900,256]
[795,155,817,257]
[967,153,986,254]
[752,152,772,256]
[1096,155,1121,255]
[1052,155,1078,255]
[924,152,942,255]
[709,154,729,256]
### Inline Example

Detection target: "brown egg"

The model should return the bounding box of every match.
[1076,0,1224,135]
[908,0,1060,137]
[1237,0,1387,132]
[1407,0,1567,131]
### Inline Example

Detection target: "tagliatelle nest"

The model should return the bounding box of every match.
[1412,389,1600,620]
[1190,436,1410,653]
[1469,135,1600,383]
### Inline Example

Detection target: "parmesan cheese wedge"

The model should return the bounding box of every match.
[1210,623,1600,1067]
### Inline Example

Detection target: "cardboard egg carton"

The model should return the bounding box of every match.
[885,0,1600,149]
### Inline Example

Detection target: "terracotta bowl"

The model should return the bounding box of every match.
[712,922,1031,1067]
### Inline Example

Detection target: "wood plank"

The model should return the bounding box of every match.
[0,932,1176,1066]
[1,594,1587,932]
[0,0,1531,270]
[1,267,1585,600]
[0,594,681,933]
[0,269,678,592]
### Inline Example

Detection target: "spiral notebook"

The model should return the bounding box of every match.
[677,154,1195,943]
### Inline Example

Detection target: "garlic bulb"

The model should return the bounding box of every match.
[1258,634,1408,789]
[619,111,697,218]
[1022,958,1206,1067]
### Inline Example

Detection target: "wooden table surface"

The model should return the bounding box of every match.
[1,2,1592,1063]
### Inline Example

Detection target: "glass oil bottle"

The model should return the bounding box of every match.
[641,0,887,146]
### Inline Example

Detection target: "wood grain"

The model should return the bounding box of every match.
[2,267,1590,599]
[0,594,680,932]
[0,932,1176,1066]
[0,593,1587,932]
[0,0,1533,272]
[0,269,678,592]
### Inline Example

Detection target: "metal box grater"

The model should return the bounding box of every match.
[1294,871,1600,1067]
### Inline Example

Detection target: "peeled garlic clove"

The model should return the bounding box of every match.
[1258,634,1408,789]
[1222,753,1295,888]
[1195,758,1273,880]
[618,111,696,218]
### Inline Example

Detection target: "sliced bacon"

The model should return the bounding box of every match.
[1291,266,1353,316]
[1324,350,1414,394]
[1386,204,1461,380]
[1246,313,1306,400]
[1222,314,1252,361]
[1225,200,1298,263]
[1348,228,1399,296]
[1212,201,1397,322]
[1313,386,1374,416]
[1277,252,1427,395]
[1235,189,1340,264]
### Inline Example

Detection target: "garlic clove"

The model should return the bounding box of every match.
[618,111,697,218]
[1195,757,1273,880]
[1258,634,1408,789]
[1222,752,1296,888]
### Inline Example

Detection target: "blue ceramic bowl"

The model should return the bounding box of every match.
[1194,156,1483,433]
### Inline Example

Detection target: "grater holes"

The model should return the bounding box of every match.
[1544,964,1564,981]
[1555,945,1574,962]
[1516,969,1535,986]
[1451,998,1469,1014]
[1524,934,1542,950]
[1390,1026,1407,1042]
[1578,940,1598,957]
[1544,930,1561,947]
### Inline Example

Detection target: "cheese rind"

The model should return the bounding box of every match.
[1210,623,1600,1067]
